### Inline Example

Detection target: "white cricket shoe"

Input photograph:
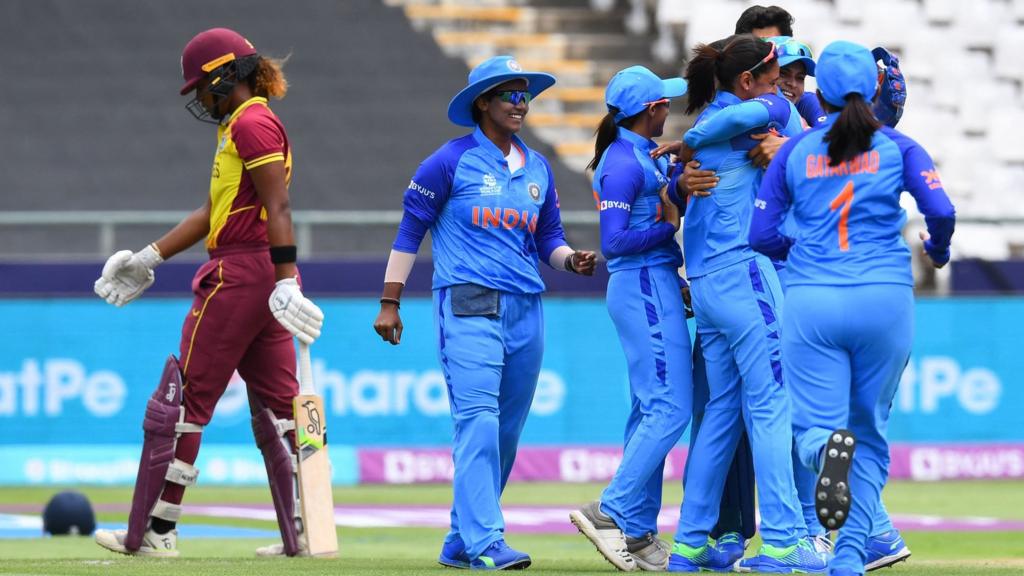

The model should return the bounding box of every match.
[255,540,309,557]
[95,528,179,558]
[569,500,636,571]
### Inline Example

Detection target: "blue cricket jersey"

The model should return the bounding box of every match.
[392,127,569,294]
[681,91,804,278]
[593,127,682,273]
[796,92,827,127]
[750,113,956,286]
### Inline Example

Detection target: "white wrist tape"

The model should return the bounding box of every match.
[549,245,574,272]
[384,249,417,285]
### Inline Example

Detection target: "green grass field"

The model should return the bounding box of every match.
[1,481,1023,575]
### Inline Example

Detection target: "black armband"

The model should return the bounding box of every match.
[269,245,297,264]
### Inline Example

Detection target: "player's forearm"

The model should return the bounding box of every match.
[250,161,299,279]
[601,222,676,259]
[923,215,955,264]
[383,249,416,287]
[154,204,210,260]
[264,201,298,280]
[750,189,793,260]
[684,103,770,148]
[381,281,404,301]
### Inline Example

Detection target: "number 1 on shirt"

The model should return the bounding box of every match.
[829,181,855,251]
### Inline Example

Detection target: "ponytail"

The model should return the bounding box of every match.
[588,105,650,171]
[248,55,289,100]
[588,111,619,171]
[685,35,775,115]
[684,43,722,114]
[823,93,880,165]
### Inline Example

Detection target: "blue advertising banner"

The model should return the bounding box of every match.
[0,297,1021,480]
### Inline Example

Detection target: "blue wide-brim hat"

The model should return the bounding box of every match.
[816,40,878,107]
[447,55,556,127]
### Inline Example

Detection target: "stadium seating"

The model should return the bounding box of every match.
[394,0,1024,262]
[3,0,1022,266]
[647,0,1024,260]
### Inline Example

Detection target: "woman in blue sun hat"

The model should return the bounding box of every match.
[568,65,691,572]
[750,40,955,576]
[373,55,596,570]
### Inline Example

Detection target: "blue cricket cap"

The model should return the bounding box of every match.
[605,65,687,123]
[769,36,816,76]
[816,40,878,107]
[447,55,556,127]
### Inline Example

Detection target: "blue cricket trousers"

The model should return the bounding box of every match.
[785,284,913,573]
[685,333,757,540]
[601,265,693,538]
[434,287,544,558]
[676,255,803,547]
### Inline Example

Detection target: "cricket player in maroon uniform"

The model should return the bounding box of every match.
[93,27,323,557]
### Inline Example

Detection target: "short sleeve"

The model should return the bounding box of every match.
[232,109,286,170]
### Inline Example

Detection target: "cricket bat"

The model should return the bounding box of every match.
[294,341,338,557]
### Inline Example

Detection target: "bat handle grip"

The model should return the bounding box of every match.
[298,341,315,395]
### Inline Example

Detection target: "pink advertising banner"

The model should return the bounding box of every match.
[358,444,1024,484]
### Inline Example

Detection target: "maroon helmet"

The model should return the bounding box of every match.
[180,28,257,94]
[180,28,259,123]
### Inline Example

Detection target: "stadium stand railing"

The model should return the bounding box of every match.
[4,0,1023,291]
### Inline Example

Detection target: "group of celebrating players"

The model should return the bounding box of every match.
[89,5,954,576]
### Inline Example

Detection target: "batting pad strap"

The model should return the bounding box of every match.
[275,418,296,438]
[165,459,199,486]
[175,422,204,434]
[151,499,183,522]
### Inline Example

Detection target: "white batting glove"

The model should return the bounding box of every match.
[93,244,163,307]
[269,277,324,345]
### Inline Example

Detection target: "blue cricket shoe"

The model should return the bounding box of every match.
[736,539,827,573]
[715,532,746,565]
[864,530,911,571]
[439,534,472,569]
[470,539,531,570]
[667,541,736,572]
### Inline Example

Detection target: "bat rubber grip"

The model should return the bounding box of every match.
[298,342,315,395]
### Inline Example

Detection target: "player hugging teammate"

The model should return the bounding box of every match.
[574,5,951,576]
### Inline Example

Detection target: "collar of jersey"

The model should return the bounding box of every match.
[472,126,531,166]
[617,127,656,152]
[223,96,270,126]
[818,111,841,129]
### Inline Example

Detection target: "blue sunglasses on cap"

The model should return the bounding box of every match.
[779,39,813,60]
